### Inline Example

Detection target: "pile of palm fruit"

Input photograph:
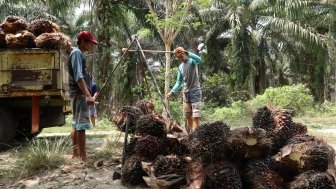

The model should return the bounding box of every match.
[0,16,72,52]
[114,105,336,188]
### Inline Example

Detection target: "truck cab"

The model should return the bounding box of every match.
[0,48,70,146]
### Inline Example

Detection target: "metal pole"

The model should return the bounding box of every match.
[134,37,173,120]
[95,38,137,100]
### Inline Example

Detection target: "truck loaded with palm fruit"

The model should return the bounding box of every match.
[0,16,73,147]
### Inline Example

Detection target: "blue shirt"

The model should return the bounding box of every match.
[171,52,201,94]
[90,83,99,96]
[68,48,90,95]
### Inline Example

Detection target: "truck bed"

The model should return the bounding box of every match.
[0,48,70,99]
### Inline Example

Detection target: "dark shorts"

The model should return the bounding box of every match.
[71,95,91,131]
[90,105,97,117]
[183,90,202,118]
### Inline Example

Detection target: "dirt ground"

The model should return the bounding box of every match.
[0,136,147,189]
[1,128,336,189]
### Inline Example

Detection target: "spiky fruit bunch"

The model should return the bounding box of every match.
[0,28,5,48]
[135,100,151,114]
[153,155,187,177]
[273,139,334,181]
[0,16,28,33]
[252,106,276,132]
[273,109,293,128]
[245,158,286,189]
[28,19,60,36]
[121,154,147,186]
[134,135,166,161]
[165,137,189,156]
[6,30,36,48]
[270,110,307,153]
[203,161,242,189]
[112,106,144,133]
[289,171,336,189]
[188,121,231,164]
[35,32,72,52]
[187,160,204,189]
[287,135,317,145]
[125,137,139,158]
[135,115,166,137]
[228,127,272,159]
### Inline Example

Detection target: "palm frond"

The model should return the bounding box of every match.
[261,16,325,47]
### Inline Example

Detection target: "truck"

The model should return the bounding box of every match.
[0,48,71,147]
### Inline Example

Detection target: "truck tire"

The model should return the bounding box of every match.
[0,108,17,148]
[16,119,42,141]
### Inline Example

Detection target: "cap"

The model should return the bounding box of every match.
[174,47,186,53]
[77,31,98,45]
[174,47,188,55]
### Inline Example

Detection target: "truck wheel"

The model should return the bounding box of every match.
[0,108,17,148]
[16,120,42,141]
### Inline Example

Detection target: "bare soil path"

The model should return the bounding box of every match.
[0,134,147,189]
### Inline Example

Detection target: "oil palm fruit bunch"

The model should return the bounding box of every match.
[121,154,147,186]
[252,106,276,132]
[289,171,336,189]
[35,32,72,52]
[0,16,27,34]
[273,138,335,181]
[28,19,60,36]
[134,135,166,161]
[153,155,187,177]
[135,114,166,137]
[244,158,286,189]
[6,30,35,48]
[112,106,144,133]
[202,161,242,189]
[188,121,231,164]
[228,127,272,160]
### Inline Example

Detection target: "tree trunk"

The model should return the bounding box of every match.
[249,72,256,98]
[95,0,114,115]
[164,42,172,116]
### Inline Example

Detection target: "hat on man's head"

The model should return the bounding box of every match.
[174,47,188,54]
[77,31,98,45]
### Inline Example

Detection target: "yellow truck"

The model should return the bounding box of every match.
[0,49,70,146]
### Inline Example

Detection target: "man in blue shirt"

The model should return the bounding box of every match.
[166,47,202,133]
[69,31,98,161]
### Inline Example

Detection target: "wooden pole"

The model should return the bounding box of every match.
[122,48,174,54]
[122,115,131,166]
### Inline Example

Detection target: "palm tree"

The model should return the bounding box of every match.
[198,0,335,101]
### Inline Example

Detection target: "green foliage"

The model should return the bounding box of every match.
[211,100,246,119]
[204,85,315,124]
[137,28,153,39]
[202,74,230,107]
[152,97,184,124]
[306,101,336,117]
[195,0,212,8]
[246,84,314,115]
[16,137,71,174]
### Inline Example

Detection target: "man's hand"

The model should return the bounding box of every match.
[86,96,95,106]
[166,92,173,99]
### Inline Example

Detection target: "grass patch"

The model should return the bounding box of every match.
[293,116,336,129]
[93,132,123,160]
[16,136,71,175]
[42,114,115,134]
